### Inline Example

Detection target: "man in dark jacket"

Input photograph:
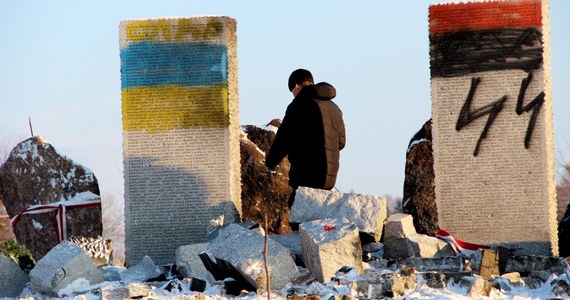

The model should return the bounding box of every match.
[266,69,346,208]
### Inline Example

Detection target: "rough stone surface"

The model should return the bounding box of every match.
[175,243,215,282]
[120,255,162,284]
[101,266,126,282]
[291,187,387,241]
[202,223,298,290]
[240,121,292,234]
[480,249,500,278]
[383,213,417,239]
[0,198,16,248]
[391,256,466,273]
[0,136,101,260]
[402,119,439,236]
[69,235,113,266]
[101,283,149,299]
[0,253,29,298]
[29,241,104,296]
[407,234,455,258]
[383,214,453,259]
[270,231,304,264]
[384,234,454,260]
[467,276,493,297]
[299,218,363,283]
[504,255,568,275]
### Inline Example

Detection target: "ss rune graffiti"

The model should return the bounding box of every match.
[456,72,545,156]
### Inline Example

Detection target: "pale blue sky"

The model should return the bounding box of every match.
[1,1,568,199]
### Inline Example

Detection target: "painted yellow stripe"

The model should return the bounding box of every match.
[122,85,229,133]
[125,18,225,43]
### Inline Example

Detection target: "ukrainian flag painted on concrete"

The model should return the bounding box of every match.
[120,18,230,132]
[119,17,241,266]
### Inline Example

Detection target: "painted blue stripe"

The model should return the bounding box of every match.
[120,42,228,89]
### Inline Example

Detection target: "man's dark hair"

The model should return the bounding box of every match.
[288,69,314,91]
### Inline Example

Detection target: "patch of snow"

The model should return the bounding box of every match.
[407,138,428,154]
[255,145,265,156]
[242,258,264,278]
[32,219,43,230]
[58,278,91,297]
[60,191,100,203]
[264,124,278,133]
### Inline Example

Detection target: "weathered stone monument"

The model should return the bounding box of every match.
[429,0,557,255]
[120,17,241,265]
[0,136,102,260]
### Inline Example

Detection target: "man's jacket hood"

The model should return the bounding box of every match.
[303,82,336,101]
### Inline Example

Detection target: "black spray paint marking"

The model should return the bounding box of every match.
[455,72,545,156]
[516,72,545,149]
[456,77,507,156]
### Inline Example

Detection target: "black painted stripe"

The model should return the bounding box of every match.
[430,28,543,78]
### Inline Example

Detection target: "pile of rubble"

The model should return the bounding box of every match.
[1,187,569,299]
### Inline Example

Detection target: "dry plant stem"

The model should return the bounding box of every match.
[264,212,271,300]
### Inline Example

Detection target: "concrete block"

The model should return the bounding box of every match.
[480,249,500,278]
[175,243,215,282]
[29,241,104,296]
[0,253,29,298]
[101,283,149,300]
[269,231,303,264]
[407,234,455,258]
[299,218,363,283]
[202,224,298,291]
[120,255,162,284]
[467,276,493,297]
[384,233,454,260]
[383,213,417,239]
[291,187,387,241]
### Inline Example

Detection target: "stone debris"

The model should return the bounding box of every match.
[0,252,29,298]
[175,243,215,282]
[270,230,304,265]
[119,255,162,284]
[29,241,104,296]
[467,275,493,297]
[100,283,149,300]
[69,235,113,266]
[1,182,568,299]
[299,218,363,283]
[200,223,299,291]
[291,187,387,241]
[383,213,453,259]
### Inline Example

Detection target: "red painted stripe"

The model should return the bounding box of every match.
[429,0,542,36]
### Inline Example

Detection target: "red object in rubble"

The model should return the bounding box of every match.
[324,224,336,231]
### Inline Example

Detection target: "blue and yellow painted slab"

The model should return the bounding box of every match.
[120,18,230,132]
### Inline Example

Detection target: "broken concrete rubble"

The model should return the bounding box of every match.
[200,223,299,291]
[175,243,215,282]
[100,283,149,300]
[291,187,387,241]
[467,276,493,297]
[270,230,304,265]
[299,218,363,283]
[383,213,453,259]
[29,241,104,296]
[0,252,29,298]
[119,255,162,284]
